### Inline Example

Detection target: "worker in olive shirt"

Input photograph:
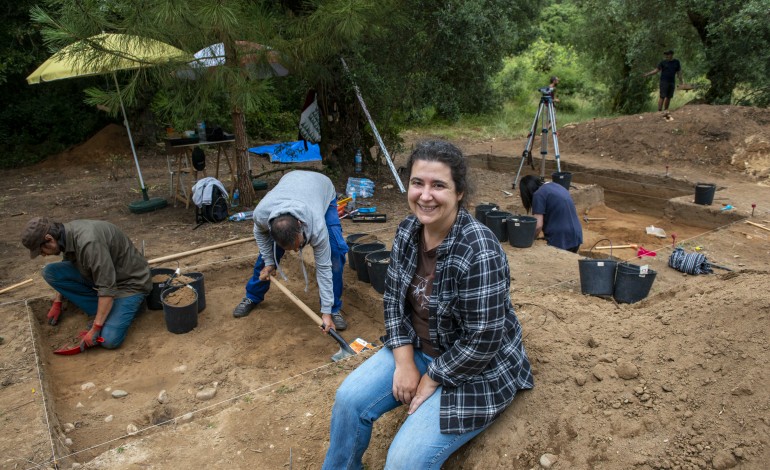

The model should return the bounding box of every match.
[21,217,151,349]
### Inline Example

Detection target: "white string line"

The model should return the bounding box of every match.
[31,348,376,468]
[21,299,58,469]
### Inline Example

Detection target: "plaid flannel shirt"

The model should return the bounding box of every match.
[384,208,534,434]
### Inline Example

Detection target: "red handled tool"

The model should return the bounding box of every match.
[54,337,104,355]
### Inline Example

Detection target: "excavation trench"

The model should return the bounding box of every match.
[29,253,387,465]
[466,153,746,260]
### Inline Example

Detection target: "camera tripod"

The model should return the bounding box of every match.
[512,90,563,189]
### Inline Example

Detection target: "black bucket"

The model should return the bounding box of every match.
[694,183,716,205]
[352,242,386,283]
[552,171,572,191]
[507,215,537,248]
[578,240,618,297]
[170,272,206,313]
[345,233,370,271]
[613,262,656,304]
[474,203,499,225]
[486,211,513,242]
[365,250,391,295]
[161,285,199,334]
[148,268,175,310]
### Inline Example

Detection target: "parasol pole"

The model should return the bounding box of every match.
[112,73,149,201]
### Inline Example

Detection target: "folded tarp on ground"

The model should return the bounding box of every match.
[248,140,322,163]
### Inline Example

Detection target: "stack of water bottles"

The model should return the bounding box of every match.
[346,177,375,199]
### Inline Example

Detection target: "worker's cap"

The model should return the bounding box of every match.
[663,50,674,55]
[21,217,51,259]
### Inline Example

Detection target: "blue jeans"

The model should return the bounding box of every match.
[244,200,348,313]
[322,348,488,470]
[42,261,146,349]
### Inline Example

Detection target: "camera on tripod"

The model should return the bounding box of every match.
[538,87,552,95]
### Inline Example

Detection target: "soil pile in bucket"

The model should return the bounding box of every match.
[163,287,198,307]
[168,275,196,286]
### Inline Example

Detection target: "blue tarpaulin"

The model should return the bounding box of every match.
[248,140,322,163]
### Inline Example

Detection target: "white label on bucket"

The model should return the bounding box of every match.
[515,223,521,227]
[640,265,649,275]
[597,262,605,266]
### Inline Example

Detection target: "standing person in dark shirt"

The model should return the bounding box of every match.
[519,175,583,253]
[21,218,151,350]
[643,49,683,112]
[322,140,533,469]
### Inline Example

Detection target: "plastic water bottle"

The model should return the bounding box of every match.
[354,149,362,173]
[197,121,207,142]
[348,192,357,211]
[232,189,240,208]
[229,211,250,222]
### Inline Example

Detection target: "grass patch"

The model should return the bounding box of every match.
[408,97,611,143]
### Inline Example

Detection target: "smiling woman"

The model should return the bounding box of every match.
[322,140,533,470]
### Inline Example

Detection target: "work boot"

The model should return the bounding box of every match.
[331,312,348,331]
[233,297,257,318]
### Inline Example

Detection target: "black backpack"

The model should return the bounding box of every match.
[195,185,229,227]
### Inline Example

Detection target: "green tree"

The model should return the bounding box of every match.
[568,0,770,111]
[30,0,540,199]
[684,0,770,105]
[0,0,109,168]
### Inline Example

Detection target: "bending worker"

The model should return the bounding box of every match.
[519,175,583,252]
[232,170,349,331]
[21,217,151,349]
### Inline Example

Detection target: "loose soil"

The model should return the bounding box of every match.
[162,287,197,307]
[1,104,769,470]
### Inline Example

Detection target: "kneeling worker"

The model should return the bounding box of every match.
[21,217,151,349]
[519,175,583,253]
[232,170,349,331]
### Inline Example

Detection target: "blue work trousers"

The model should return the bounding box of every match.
[322,348,488,470]
[42,261,145,349]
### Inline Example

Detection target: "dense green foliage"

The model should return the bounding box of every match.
[0,0,112,168]
[2,0,767,170]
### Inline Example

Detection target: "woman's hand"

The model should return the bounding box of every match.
[392,362,421,405]
[408,374,440,414]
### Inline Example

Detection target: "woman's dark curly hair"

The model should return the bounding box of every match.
[405,140,473,208]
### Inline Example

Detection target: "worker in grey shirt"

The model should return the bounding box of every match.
[21,218,151,349]
[233,170,349,331]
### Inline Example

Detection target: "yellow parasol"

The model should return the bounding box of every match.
[27,33,189,213]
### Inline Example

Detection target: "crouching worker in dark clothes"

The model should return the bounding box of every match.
[519,175,583,253]
[21,217,151,349]
[322,141,533,469]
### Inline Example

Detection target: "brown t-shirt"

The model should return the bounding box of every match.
[407,238,439,357]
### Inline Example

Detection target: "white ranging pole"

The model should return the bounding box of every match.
[340,57,406,193]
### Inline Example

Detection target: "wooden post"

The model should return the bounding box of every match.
[148,237,254,265]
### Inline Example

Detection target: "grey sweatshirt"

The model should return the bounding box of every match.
[251,171,337,313]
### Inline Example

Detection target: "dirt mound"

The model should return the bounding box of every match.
[557,105,770,179]
[37,123,132,169]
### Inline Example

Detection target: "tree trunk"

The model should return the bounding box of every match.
[686,7,735,104]
[704,69,735,104]
[231,108,256,206]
